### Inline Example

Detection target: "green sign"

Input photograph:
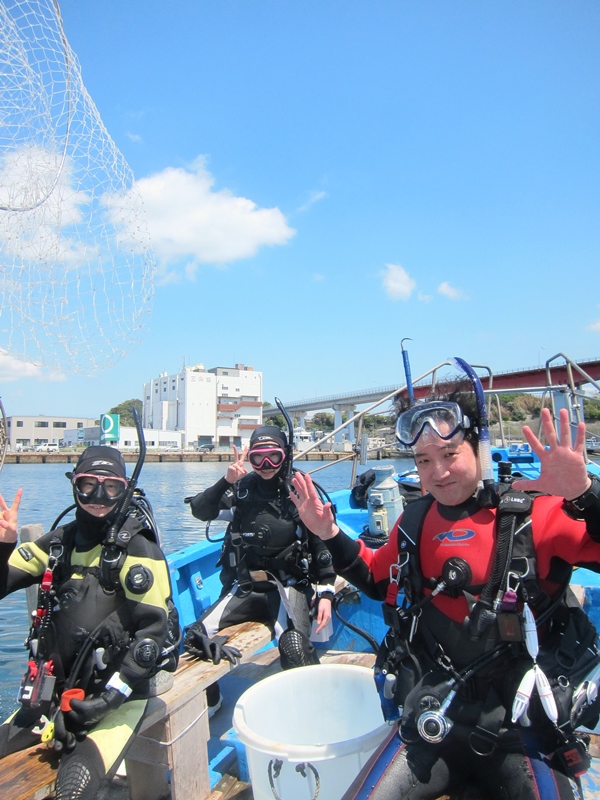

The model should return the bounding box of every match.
[100,413,120,442]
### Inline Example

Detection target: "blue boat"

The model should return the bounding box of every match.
[162,354,600,798]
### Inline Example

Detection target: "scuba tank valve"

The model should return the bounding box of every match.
[367,465,404,537]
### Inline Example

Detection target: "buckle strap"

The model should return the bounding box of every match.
[469,687,505,757]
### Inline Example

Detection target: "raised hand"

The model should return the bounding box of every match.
[290,472,338,539]
[0,489,22,544]
[512,408,591,500]
[226,445,248,484]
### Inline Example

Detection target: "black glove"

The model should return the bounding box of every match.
[67,688,125,729]
[52,710,77,754]
[183,625,242,666]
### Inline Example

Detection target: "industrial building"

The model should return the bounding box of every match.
[143,363,262,450]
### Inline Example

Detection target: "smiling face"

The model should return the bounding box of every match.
[248,440,284,480]
[76,497,117,518]
[413,428,480,506]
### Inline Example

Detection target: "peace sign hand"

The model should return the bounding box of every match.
[226,446,248,484]
[0,488,22,544]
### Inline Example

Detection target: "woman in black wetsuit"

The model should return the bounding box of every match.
[185,426,336,714]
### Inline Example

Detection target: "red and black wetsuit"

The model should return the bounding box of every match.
[327,492,600,800]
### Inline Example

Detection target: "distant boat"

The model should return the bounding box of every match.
[587,435,600,454]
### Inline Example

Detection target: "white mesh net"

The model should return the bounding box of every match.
[0,0,156,373]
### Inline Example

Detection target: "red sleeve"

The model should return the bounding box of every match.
[531,495,600,579]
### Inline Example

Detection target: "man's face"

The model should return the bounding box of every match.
[413,428,480,506]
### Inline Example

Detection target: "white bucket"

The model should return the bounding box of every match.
[233,664,389,800]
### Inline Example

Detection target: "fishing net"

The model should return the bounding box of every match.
[0,0,155,373]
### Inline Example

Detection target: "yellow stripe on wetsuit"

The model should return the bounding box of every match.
[120,555,171,612]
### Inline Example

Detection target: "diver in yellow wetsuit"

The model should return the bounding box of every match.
[0,446,178,800]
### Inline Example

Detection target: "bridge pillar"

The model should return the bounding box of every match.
[295,411,307,429]
[333,404,357,443]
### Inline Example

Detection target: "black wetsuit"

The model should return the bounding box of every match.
[0,509,175,800]
[189,473,336,641]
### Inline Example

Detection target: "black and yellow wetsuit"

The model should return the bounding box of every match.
[0,508,175,800]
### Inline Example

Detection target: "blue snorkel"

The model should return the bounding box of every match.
[401,338,415,407]
[451,357,499,509]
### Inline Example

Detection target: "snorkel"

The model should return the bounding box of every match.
[451,357,499,509]
[401,338,415,407]
[275,396,294,492]
[105,405,146,545]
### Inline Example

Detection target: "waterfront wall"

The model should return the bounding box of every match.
[4,450,363,465]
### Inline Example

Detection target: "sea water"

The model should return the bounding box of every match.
[0,457,414,720]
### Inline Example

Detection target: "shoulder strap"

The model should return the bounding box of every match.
[396,494,435,603]
[230,472,258,531]
[507,489,572,613]
[100,519,141,590]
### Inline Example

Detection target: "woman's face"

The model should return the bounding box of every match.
[248,441,285,480]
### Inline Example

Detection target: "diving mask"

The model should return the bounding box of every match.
[248,447,285,470]
[396,402,471,447]
[72,473,128,506]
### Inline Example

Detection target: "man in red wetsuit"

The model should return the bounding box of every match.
[290,386,600,800]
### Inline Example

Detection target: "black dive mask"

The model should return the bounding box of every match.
[69,472,128,507]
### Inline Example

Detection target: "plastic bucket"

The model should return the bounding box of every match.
[233,664,389,800]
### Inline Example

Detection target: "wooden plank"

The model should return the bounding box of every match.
[169,686,211,800]
[0,745,58,800]
[138,622,272,731]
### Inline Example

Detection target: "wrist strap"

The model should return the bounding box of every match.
[106,673,133,697]
[566,475,600,514]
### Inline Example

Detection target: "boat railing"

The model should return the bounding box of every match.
[294,354,600,489]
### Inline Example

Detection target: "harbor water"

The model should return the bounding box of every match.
[0,456,414,721]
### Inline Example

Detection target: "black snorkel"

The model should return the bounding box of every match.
[275,396,294,492]
[105,405,146,546]
[452,357,499,509]
[401,338,415,407]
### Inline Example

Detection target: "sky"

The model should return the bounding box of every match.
[1,0,600,417]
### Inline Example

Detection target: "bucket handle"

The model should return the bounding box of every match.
[268,758,321,800]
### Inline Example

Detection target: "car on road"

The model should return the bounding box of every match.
[197,444,215,452]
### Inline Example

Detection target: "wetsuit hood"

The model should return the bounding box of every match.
[250,426,287,449]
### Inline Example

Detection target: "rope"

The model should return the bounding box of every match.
[136,705,208,747]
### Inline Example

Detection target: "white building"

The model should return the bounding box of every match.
[7,415,97,450]
[62,425,183,451]
[143,363,262,449]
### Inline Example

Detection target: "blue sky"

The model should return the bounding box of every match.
[2,0,600,417]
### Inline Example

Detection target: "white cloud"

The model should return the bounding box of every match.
[126,132,143,143]
[313,273,325,282]
[418,292,433,303]
[587,320,600,332]
[0,351,65,382]
[438,281,466,300]
[382,263,416,301]
[135,157,296,274]
[298,190,327,213]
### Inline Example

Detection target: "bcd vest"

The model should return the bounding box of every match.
[376,487,600,754]
[219,472,312,592]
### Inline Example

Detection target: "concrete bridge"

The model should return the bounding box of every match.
[264,355,600,444]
